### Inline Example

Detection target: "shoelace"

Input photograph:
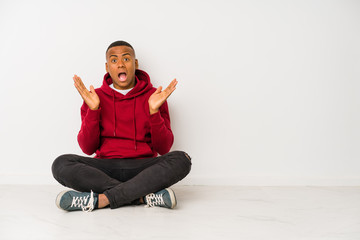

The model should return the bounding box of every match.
[70,190,95,212]
[145,193,165,208]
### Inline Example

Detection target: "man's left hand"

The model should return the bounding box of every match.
[148,79,178,115]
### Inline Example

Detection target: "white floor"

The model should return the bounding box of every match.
[1,185,360,240]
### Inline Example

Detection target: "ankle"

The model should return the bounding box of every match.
[98,194,110,208]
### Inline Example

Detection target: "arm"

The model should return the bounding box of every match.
[149,101,174,155]
[73,74,101,155]
[148,78,177,155]
[77,103,101,155]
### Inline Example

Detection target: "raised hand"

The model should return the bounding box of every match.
[148,78,178,115]
[73,74,100,110]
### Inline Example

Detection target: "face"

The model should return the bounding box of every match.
[106,46,138,90]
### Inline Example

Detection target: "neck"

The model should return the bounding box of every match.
[113,78,136,90]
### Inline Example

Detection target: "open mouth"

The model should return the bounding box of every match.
[118,72,127,82]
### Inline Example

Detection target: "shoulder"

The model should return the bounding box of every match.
[145,86,157,97]
[94,87,106,97]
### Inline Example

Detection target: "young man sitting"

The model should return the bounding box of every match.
[52,40,191,212]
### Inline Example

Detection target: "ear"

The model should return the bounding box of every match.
[135,59,139,69]
[105,62,109,72]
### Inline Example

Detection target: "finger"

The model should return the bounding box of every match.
[166,78,176,87]
[164,79,177,95]
[73,75,91,102]
[74,82,83,95]
[73,76,83,91]
[74,81,89,98]
[73,75,83,88]
[154,86,162,94]
[73,74,82,83]
[165,86,176,98]
[74,75,87,92]
[74,83,87,101]
[90,85,95,93]
[167,79,178,91]
[74,75,89,96]
[74,80,88,97]
[162,87,176,100]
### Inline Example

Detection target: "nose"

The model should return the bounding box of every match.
[117,60,125,68]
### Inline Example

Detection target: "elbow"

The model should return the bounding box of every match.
[157,137,174,155]
[158,146,171,156]
[77,135,97,156]
[81,146,96,156]
[78,142,96,155]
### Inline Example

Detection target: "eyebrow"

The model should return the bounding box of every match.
[109,53,131,58]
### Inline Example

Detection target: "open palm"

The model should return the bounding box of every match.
[73,74,100,110]
[148,79,178,115]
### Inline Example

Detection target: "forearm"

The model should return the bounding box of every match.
[150,111,174,155]
[78,108,101,155]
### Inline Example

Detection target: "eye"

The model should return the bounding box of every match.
[111,59,117,63]
[123,57,130,62]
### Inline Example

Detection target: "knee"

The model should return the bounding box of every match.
[51,154,74,180]
[180,151,192,162]
[169,151,192,173]
[173,150,191,162]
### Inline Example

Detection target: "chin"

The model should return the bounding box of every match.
[114,81,132,90]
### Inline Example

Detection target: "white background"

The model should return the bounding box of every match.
[0,0,359,185]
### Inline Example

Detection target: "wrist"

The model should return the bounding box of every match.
[149,108,159,115]
[90,106,99,111]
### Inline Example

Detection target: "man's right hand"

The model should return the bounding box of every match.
[73,74,100,110]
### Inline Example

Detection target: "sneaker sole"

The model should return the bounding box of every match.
[165,188,177,209]
[55,190,71,210]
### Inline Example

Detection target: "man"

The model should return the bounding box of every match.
[52,41,191,212]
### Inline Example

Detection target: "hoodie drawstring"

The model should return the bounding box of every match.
[133,97,137,150]
[112,91,137,150]
[113,91,116,136]
[113,92,137,150]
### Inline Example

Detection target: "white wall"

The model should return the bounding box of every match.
[0,0,359,185]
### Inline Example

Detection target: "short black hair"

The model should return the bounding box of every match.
[106,40,135,55]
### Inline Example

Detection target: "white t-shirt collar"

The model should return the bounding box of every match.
[109,84,134,95]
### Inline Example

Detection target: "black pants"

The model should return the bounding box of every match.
[51,151,192,209]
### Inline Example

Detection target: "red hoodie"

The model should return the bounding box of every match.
[77,69,174,159]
